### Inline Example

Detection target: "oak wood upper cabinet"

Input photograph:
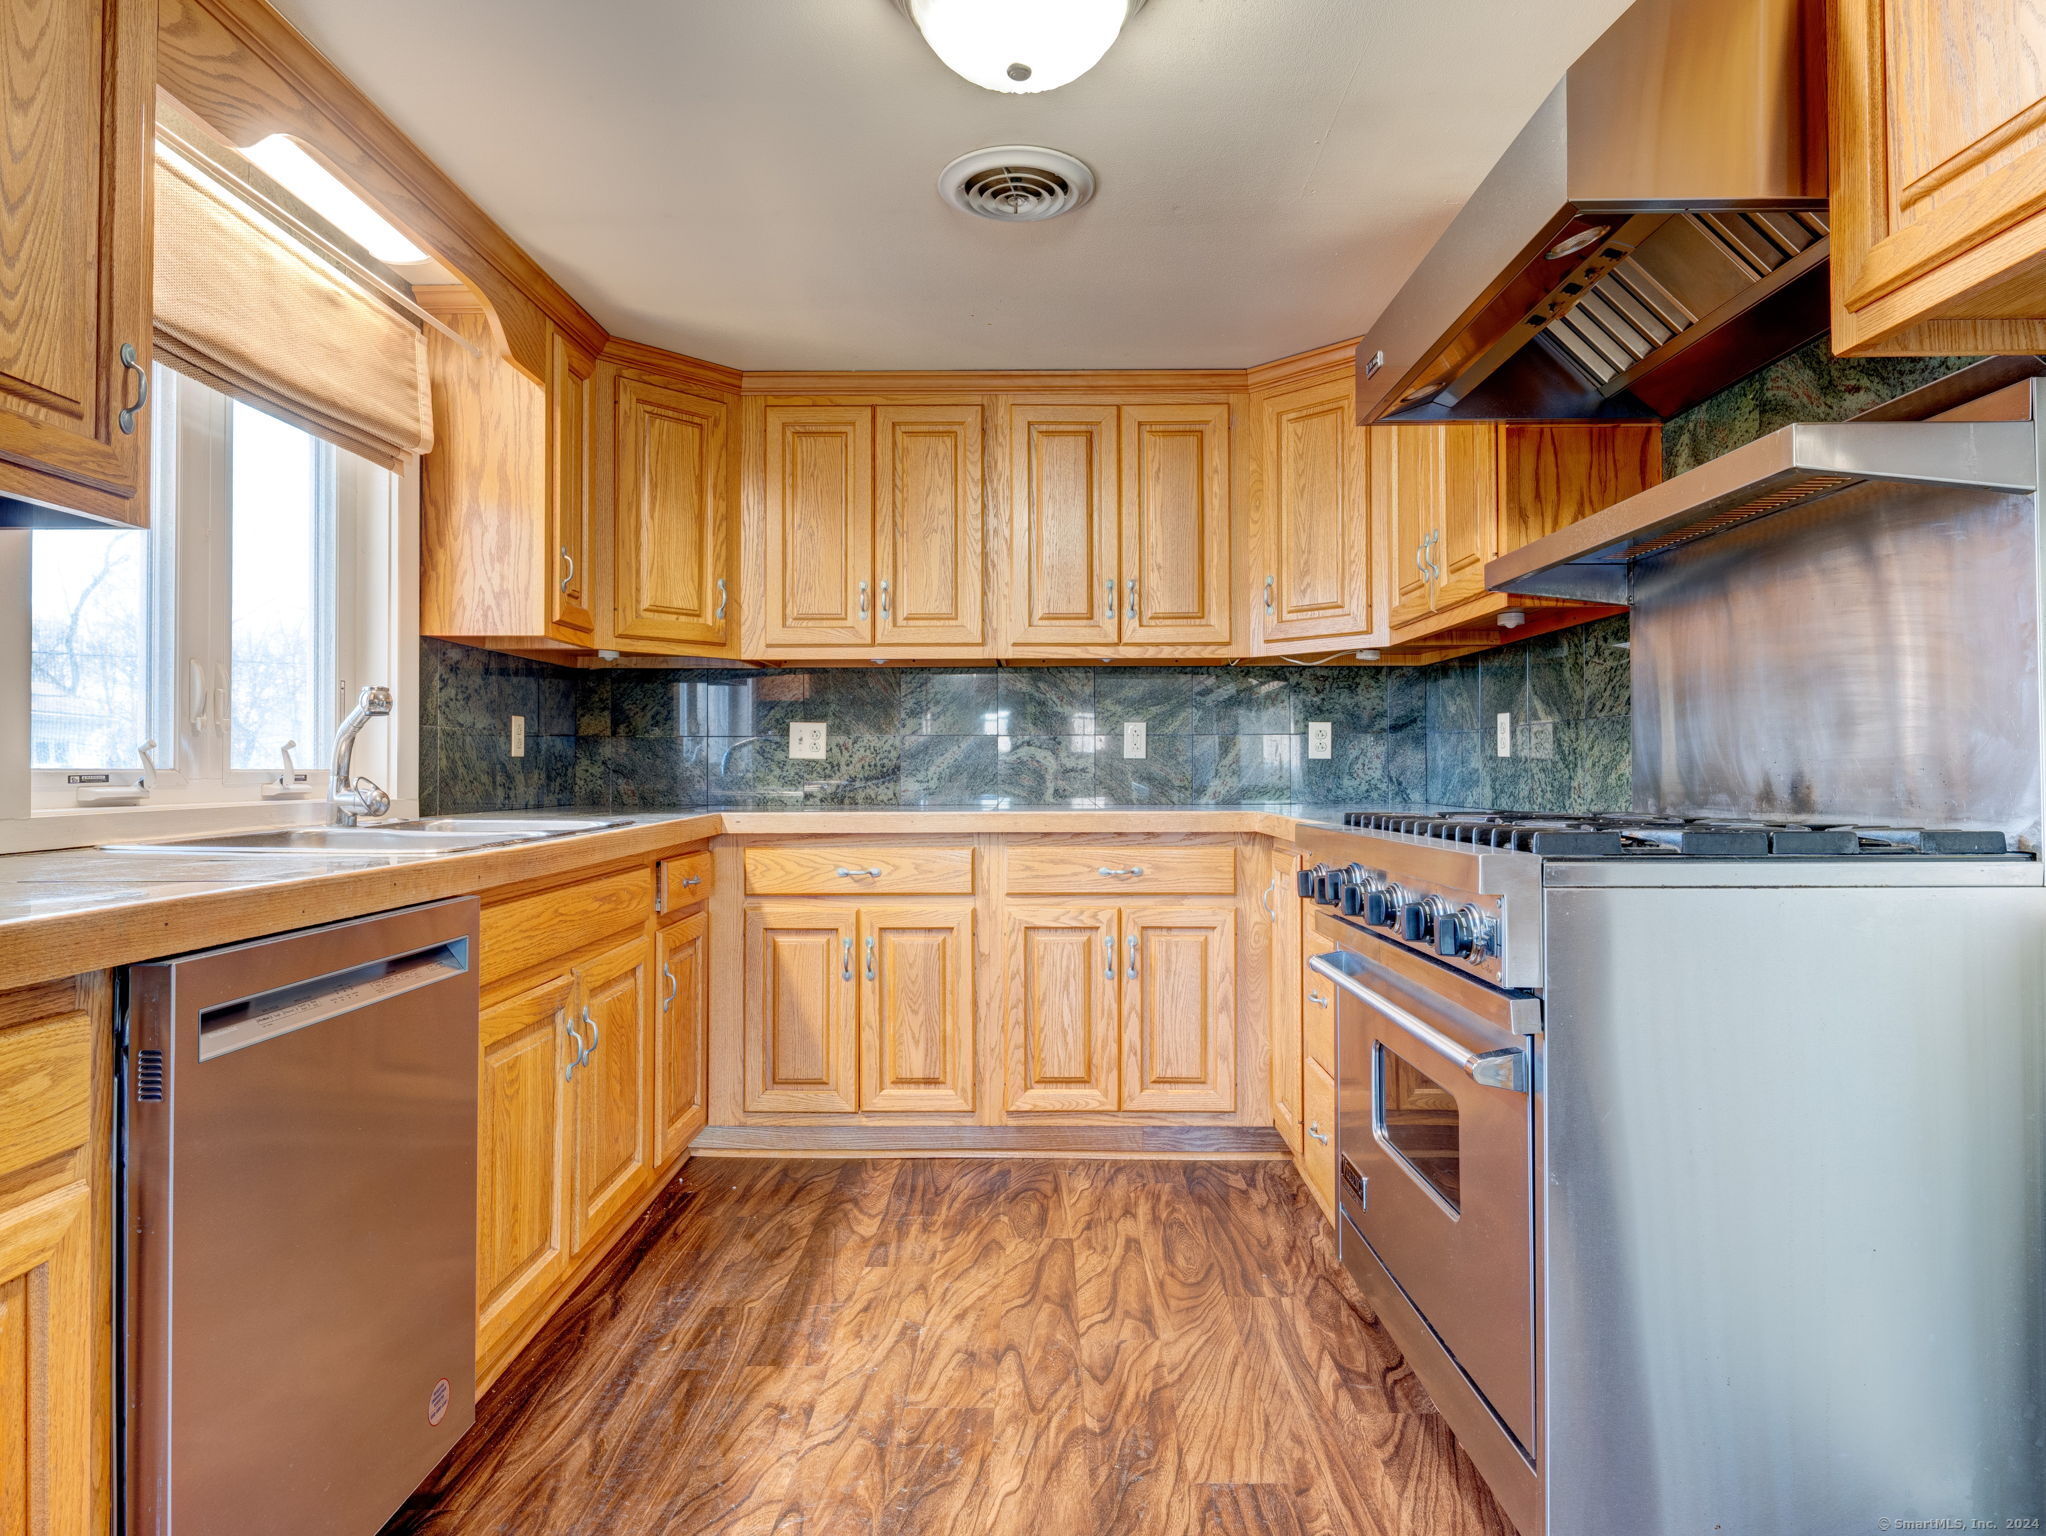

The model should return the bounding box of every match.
[1379,421,1661,644]
[1001,900,1237,1114]
[654,909,708,1162]
[568,934,654,1253]
[743,902,861,1113]
[1004,400,1232,654]
[547,329,597,637]
[1257,375,1371,649]
[0,0,155,527]
[758,403,984,652]
[475,972,574,1373]
[858,903,975,1112]
[612,377,730,649]
[1830,0,2046,355]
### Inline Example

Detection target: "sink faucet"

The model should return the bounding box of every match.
[331,685,393,825]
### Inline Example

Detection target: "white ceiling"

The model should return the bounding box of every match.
[266,0,1634,370]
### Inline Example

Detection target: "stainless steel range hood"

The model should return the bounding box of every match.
[1485,418,2042,602]
[1355,0,1829,425]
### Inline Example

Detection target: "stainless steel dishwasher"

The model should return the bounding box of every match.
[123,898,480,1536]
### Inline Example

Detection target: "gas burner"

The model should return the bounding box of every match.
[1339,810,2010,857]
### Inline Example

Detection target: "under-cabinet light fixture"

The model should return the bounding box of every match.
[894,0,1146,94]
[242,135,428,264]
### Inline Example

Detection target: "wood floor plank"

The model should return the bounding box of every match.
[382,1157,1511,1536]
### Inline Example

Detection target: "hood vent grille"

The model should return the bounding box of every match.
[939,146,1096,222]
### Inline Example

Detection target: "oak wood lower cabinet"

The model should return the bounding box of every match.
[567,935,654,1250]
[655,909,709,1162]
[1301,1057,1337,1221]
[0,976,109,1536]
[1002,900,1237,1114]
[743,900,974,1114]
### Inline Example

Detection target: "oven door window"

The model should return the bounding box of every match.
[1374,1043,1461,1211]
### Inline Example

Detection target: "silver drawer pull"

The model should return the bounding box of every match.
[563,1014,586,1081]
[663,963,677,1012]
[1307,1121,1330,1146]
[864,935,876,981]
[681,875,701,887]
[715,576,728,621]
[580,1006,600,1063]
[1104,577,1115,622]
[835,866,883,879]
[1104,933,1116,980]
[1097,865,1146,878]
[842,937,853,982]
[1308,952,1528,1093]
[1127,934,1139,980]
[559,546,576,593]
[1307,989,1329,1007]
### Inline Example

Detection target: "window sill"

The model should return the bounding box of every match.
[0,796,422,856]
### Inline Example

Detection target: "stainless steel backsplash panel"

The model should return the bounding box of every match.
[1631,477,2042,845]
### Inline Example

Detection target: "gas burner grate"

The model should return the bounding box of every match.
[1339,810,2012,858]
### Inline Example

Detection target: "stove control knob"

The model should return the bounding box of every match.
[1401,897,1443,944]
[1296,864,1324,899]
[1372,883,1408,929]
[1337,864,1375,916]
[1435,904,1495,961]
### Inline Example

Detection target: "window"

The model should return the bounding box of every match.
[26,366,398,811]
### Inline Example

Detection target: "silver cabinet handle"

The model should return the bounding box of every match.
[1104,577,1115,623]
[118,342,148,433]
[1264,573,1274,615]
[1307,989,1329,1007]
[835,866,883,879]
[563,1012,586,1081]
[864,935,876,981]
[580,1005,600,1063]
[1104,933,1116,980]
[1261,872,1279,922]
[1126,576,1137,623]
[1097,865,1146,878]
[858,580,869,620]
[842,937,854,982]
[1127,934,1139,980]
[715,576,728,621]
[560,546,575,594]
[663,963,677,1013]
[681,875,701,888]
[1308,952,1528,1092]
[1307,1121,1330,1146]
[879,578,891,619]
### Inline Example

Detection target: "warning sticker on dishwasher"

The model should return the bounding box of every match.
[428,1377,451,1427]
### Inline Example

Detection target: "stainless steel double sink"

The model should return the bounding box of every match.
[101,817,631,859]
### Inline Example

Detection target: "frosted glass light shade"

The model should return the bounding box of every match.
[901,0,1143,94]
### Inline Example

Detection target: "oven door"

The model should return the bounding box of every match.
[1312,944,1536,1452]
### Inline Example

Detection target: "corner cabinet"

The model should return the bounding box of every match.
[1003,400,1233,655]
[1830,0,2046,355]
[0,0,155,527]
[610,375,731,650]
[754,401,985,654]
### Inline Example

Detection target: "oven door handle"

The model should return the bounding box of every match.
[1308,953,1528,1093]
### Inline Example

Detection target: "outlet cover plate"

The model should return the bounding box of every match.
[789,722,828,760]
[1496,712,1513,757]
[1123,721,1146,758]
[510,715,526,759]
[1307,721,1333,760]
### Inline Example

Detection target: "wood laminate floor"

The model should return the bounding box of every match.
[383,1158,1511,1536]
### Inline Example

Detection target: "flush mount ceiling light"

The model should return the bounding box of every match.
[894,0,1147,94]
[242,135,428,263]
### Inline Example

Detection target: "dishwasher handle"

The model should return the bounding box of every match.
[1308,952,1528,1093]
[196,940,470,1062]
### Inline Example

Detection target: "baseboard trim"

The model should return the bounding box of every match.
[688,1124,1290,1160]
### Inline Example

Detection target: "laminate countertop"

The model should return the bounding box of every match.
[0,805,1366,991]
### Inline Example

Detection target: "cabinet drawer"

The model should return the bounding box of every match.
[744,844,975,896]
[1302,941,1337,1075]
[656,850,713,916]
[1302,1058,1336,1219]
[1004,844,1235,896]
[483,867,653,990]
[0,1004,92,1180]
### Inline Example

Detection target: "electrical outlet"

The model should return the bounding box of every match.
[1496,712,1513,757]
[510,715,526,759]
[1307,721,1333,760]
[1123,721,1147,759]
[1524,719,1556,760]
[789,721,828,760]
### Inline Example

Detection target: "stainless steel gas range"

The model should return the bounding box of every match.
[1296,810,2046,1536]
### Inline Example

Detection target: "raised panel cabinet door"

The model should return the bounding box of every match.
[743,902,859,1113]
[1001,901,1119,1113]
[1301,1057,1337,1220]
[1433,422,1498,611]
[0,1181,95,1536]
[859,903,975,1113]
[1005,404,1119,648]
[655,910,708,1161]
[1832,0,2046,353]
[613,378,729,648]
[0,0,154,524]
[1260,377,1371,646]
[1119,903,1237,1113]
[545,328,596,638]
[1379,424,1442,633]
[763,405,873,646]
[475,973,575,1371]
[1121,402,1231,647]
[875,404,984,647]
[569,935,654,1254]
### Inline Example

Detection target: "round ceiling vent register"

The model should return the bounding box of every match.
[938,146,1097,221]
